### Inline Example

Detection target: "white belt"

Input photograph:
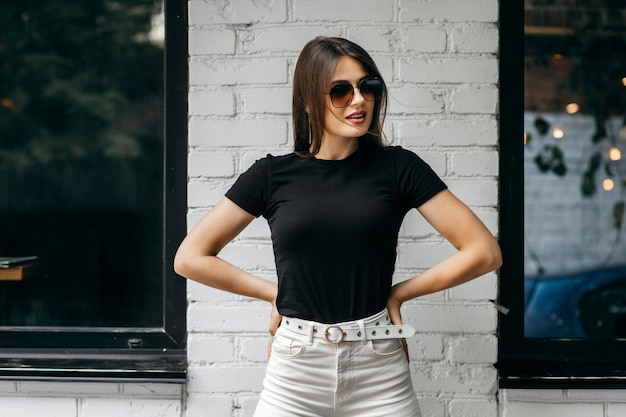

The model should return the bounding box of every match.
[280,311,416,344]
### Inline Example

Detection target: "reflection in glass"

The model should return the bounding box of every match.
[523,2,626,338]
[0,1,164,327]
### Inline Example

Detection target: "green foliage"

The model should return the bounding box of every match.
[0,0,164,210]
[0,0,163,169]
[528,34,626,235]
[581,152,602,197]
[533,116,550,136]
[614,201,625,231]
[533,145,567,177]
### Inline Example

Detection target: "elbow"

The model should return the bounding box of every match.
[470,237,502,275]
[173,248,192,279]
[486,240,503,272]
[173,253,185,277]
[174,245,218,281]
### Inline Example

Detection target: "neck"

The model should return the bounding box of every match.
[314,137,359,160]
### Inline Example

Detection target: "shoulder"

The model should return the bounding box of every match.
[353,143,429,172]
[266,152,299,163]
[380,145,428,167]
[245,152,297,171]
[383,145,420,158]
[382,145,443,183]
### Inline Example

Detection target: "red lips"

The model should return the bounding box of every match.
[346,111,366,121]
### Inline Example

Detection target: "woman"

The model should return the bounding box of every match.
[175,37,502,417]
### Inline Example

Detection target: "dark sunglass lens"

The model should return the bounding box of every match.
[360,78,382,101]
[329,83,353,106]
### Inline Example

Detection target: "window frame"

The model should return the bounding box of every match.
[0,0,188,382]
[497,0,626,389]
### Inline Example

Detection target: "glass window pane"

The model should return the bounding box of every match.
[0,0,165,328]
[523,2,626,339]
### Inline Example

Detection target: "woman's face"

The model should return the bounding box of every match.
[321,56,376,145]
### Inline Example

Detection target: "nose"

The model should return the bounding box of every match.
[351,86,366,105]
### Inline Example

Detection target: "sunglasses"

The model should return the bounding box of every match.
[325,77,383,108]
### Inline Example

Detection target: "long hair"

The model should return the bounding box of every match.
[292,37,388,157]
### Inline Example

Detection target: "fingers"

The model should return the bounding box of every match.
[386,297,403,325]
[267,300,281,362]
[269,316,281,335]
[268,302,282,336]
[401,338,410,362]
[267,337,273,362]
[387,295,409,361]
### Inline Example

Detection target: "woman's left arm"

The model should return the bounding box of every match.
[387,189,502,323]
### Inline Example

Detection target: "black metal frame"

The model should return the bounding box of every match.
[497,0,626,388]
[0,0,188,382]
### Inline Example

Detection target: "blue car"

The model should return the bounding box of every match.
[525,264,626,338]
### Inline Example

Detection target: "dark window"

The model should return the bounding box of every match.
[499,0,626,387]
[0,0,187,381]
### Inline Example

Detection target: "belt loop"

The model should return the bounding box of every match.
[358,320,367,344]
[307,323,314,345]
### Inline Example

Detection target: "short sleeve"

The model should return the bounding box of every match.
[392,147,447,209]
[225,156,270,217]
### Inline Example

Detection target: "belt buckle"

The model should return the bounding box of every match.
[324,325,345,344]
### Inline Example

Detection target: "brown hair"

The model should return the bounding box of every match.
[292,37,388,157]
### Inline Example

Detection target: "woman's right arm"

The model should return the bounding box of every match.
[174,197,278,304]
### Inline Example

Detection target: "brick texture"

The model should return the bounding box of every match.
[185,1,501,415]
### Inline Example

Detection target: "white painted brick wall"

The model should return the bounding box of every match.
[500,389,626,417]
[524,113,626,274]
[186,1,502,416]
[0,382,183,417]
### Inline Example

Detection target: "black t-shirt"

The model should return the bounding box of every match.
[225,142,447,323]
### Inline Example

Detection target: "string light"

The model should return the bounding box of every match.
[552,127,564,139]
[609,147,622,161]
[565,103,579,114]
[603,179,615,191]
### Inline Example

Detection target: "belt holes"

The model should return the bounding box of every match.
[371,330,377,336]
[357,331,362,337]
[398,329,403,334]
[375,321,380,326]
[285,320,290,325]
[343,332,347,337]
[298,325,303,330]
[313,328,318,334]
[385,329,390,335]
